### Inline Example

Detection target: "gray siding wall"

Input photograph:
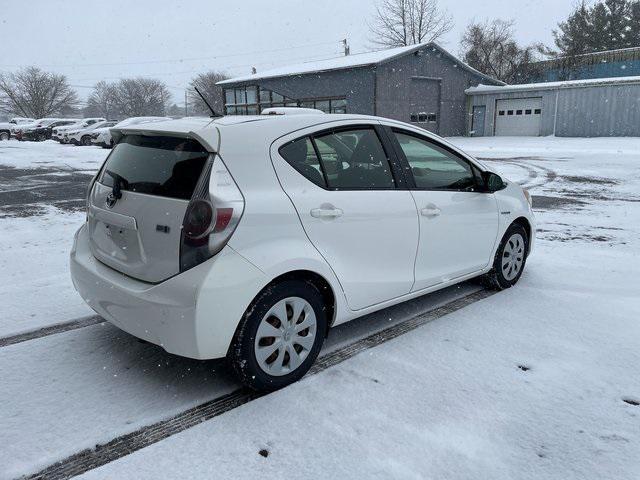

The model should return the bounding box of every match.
[223,68,376,115]
[469,82,640,137]
[376,48,496,136]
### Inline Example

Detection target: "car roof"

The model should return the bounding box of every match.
[111,113,390,152]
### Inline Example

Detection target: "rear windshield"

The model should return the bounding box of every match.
[98,135,209,200]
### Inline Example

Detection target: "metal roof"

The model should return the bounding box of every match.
[218,43,503,86]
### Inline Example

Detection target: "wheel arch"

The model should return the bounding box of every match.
[512,216,533,252]
[254,269,337,334]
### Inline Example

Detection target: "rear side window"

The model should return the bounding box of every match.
[313,128,395,189]
[99,135,209,200]
[279,137,326,187]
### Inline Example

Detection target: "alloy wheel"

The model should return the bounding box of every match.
[254,296,317,376]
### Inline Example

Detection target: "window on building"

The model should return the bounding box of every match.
[225,86,298,115]
[534,108,542,114]
[313,128,395,190]
[411,113,437,124]
[499,110,506,116]
[331,99,347,114]
[246,87,258,104]
[297,98,348,114]
[508,110,514,115]
[525,109,532,115]
[259,89,271,103]
[516,110,523,115]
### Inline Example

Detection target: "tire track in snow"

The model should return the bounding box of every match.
[23,288,496,480]
[0,315,104,348]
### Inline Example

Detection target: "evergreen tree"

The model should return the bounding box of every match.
[554,0,640,55]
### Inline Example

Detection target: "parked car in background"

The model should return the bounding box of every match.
[22,119,79,141]
[65,120,117,146]
[52,118,106,143]
[92,116,171,148]
[14,118,65,141]
[0,117,35,140]
[70,110,535,391]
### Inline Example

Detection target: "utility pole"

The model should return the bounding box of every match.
[184,90,188,117]
[342,38,350,56]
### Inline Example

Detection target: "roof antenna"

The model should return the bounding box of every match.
[194,86,222,118]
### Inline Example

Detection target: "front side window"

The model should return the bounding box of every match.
[394,131,476,191]
[314,128,395,189]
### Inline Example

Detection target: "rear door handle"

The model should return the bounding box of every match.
[310,207,343,218]
[420,206,441,217]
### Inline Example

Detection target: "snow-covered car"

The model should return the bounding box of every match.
[52,118,106,143]
[64,120,117,146]
[70,109,535,391]
[22,119,79,141]
[91,116,171,148]
[13,118,63,141]
[0,117,35,140]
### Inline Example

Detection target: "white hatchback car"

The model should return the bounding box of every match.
[70,110,534,391]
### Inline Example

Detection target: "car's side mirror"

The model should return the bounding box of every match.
[482,172,505,193]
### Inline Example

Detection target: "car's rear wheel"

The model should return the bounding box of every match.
[230,280,327,391]
[0,131,9,141]
[485,223,529,290]
[81,135,92,146]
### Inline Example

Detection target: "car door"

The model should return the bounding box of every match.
[271,123,419,311]
[385,127,500,291]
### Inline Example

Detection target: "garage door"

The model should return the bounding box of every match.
[495,98,542,136]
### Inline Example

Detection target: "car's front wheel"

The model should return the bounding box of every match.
[0,131,9,141]
[81,135,92,146]
[485,223,529,290]
[230,280,327,391]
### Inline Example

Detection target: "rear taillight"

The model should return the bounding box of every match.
[180,155,244,272]
[183,199,214,239]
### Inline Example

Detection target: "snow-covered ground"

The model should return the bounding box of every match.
[0,136,639,479]
[0,141,107,337]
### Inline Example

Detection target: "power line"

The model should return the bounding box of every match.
[67,51,344,86]
[0,41,341,69]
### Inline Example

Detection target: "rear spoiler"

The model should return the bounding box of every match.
[110,126,220,153]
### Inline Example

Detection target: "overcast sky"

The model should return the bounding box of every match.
[2,0,576,104]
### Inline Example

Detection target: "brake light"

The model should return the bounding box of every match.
[213,207,233,233]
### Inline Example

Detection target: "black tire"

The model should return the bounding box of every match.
[0,131,9,141]
[484,223,529,290]
[81,135,92,146]
[229,280,327,391]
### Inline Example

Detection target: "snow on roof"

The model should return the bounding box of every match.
[466,75,640,95]
[219,43,502,85]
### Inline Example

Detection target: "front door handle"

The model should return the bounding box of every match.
[420,206,441,217]
[310,206,343,219]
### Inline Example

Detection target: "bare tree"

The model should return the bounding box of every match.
[460,19,544,84]
[85,81,119,119]
[188,71,228,116]
[370,0,453,47]
[111,78,171,117]
[0,67,78,118]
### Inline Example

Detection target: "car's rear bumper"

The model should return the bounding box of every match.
[70,224,267,359]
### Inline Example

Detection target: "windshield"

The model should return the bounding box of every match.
[98,135,209,200]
